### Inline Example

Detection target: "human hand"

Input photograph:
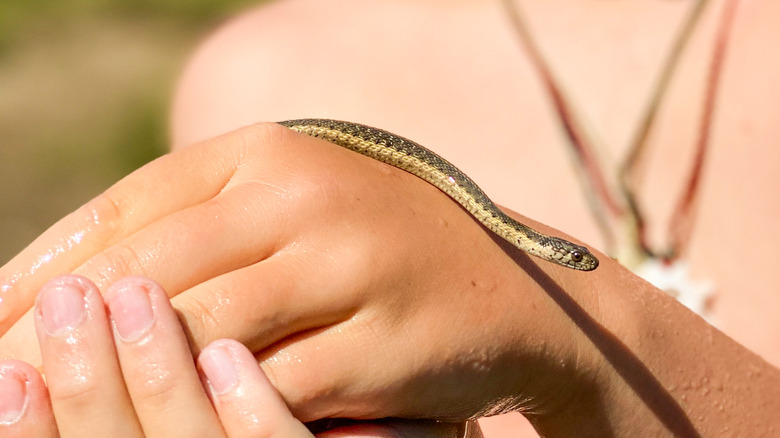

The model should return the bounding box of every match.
[0,123,597,422]
[0,275,481,438]
[0,275,313,437]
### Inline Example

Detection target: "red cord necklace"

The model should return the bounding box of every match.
[502,0,741,317]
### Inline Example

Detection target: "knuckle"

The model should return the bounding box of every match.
[232,122,288,160]
[47,370,103,410]
[229,122,344,211]
[263,361,324,409]
[124,364,182,407]
[78,191,124,242]
[175,294,224,350]
[211,122,289,184]
[224,413,277,437]
[78,242,147,286]
[243,121,288,145]
[295,170,337,204]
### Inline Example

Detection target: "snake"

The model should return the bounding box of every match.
[279,119,599,271]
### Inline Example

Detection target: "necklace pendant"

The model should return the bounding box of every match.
[633,258,716,322]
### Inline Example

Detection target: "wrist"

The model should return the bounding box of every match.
[523,254,780,437]
[513,255,659,435]
[460,242,606,420]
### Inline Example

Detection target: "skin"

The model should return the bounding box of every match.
[0,275,294,437]
[0,126,778,436]
[2,0,780,436]
[173,0,780,433]
[171,0,780,433]
[0,275,468,437]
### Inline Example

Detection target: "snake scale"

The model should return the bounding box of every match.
[279,119,598,271]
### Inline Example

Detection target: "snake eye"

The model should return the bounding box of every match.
[571,251,583,263]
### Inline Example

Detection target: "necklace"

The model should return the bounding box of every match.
[501,0,741,318]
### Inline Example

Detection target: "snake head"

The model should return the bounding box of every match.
[525,236,600,271]
[543,238,599,271]
[564,246,599,271]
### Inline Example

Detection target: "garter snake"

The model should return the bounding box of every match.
[279,119,599,271]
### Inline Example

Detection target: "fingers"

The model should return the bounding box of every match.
[71,180,295,296]
[0,123,279,335]
[0,360,58,438]
[11,273,482,438]
[33,275,228,438]
[1,345,477,438]
[104,277,225,437]
[199,339,314,438]
[0,143,230,333]
[172,250,357,355]
[0,183,297,369]
[33,275,143,437]
[29,275,313,438]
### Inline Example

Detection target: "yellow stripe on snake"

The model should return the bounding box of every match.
[280,119,598,271]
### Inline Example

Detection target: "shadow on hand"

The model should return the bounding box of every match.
[502,238,701,438]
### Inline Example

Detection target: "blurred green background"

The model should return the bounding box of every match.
[0,0,266,264]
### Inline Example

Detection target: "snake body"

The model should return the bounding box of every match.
[279,119,598,271]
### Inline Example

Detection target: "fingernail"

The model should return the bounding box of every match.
[0,369,28,425]
[200,345,239,395]
[38,281,87,337]
[107,281,155,342]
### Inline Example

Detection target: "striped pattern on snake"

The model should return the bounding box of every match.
[279,119,598,271]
